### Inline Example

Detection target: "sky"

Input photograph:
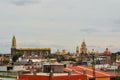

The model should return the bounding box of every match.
[0,0,120,53]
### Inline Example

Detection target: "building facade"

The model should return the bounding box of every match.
[75,41,88,57]
[11,36,51,59]
[80,41,87,54]
[75,41,89,63]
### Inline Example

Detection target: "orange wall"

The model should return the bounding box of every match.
[52,76,69,80]
[18,74,87,80]
[96,77,110,80]
[18,75,49,80]
[70,75,87,80]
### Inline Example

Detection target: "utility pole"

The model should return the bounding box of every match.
[92,54,95,80]
[91,49,96,80]
[49,59,53,80]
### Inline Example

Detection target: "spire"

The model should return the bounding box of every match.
[81,40,86,47]
[12,35,16,48]
[76,46,79,53]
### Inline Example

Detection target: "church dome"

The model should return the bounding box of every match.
[104,48,111,55]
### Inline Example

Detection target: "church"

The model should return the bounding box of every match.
[75,41,88,57]
[11,36,51,59]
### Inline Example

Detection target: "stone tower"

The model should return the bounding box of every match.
[80,41,87,54]
[12,35,16,48]
[11,36,17,56]
[75,46,79,56]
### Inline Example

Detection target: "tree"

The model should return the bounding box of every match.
[67,52,70,55]
[110,53,116,64]
[46,54,56,58]
[115,76,120,80]
[3,59,9,64]
[12,52,22,62]
[68,57,76,62]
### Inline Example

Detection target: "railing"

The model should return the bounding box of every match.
[0,71,17,78]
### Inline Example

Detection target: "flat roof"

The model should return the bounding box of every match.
[23,72,79,76]
[17,48,51,51]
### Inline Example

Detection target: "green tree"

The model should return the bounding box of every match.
[110,53,116,64]
[68,57,76,62]
[45,54,56,59]
[3,59,9,64]
[67,52,70,55]
[12,52,22,62]
[115,76,120,80]
[59,55,67,61]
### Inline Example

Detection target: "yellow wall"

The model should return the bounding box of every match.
[96,77,110,80]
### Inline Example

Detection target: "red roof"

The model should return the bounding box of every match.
[64,66,116,78]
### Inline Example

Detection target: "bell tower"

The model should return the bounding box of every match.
[11,36,17,56]
[12,35,16,48]
[80,41,87,54]
[75,46,79,56]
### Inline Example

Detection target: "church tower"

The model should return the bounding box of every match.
[11,36,17,56]
[80,41,87,54]
[12,35,16,48]
[75,46,79,56]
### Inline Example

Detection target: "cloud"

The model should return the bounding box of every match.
[0,41,11,53]
[110,29,120,32]
[105,45,115,48]
[10,0,40,6]
[80,28,98,34]
[0,0,120,53]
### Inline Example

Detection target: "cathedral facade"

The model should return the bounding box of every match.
[11,36,51,59]
[75,41,88,63]
[75,41,88,57]
[80,41,87,54]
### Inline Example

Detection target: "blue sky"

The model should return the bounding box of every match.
[0,0,120,53]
